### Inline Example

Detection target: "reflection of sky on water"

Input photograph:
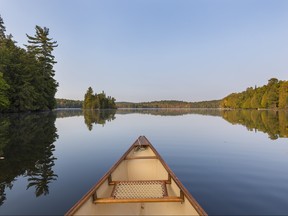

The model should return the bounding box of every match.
[1,110,288,215]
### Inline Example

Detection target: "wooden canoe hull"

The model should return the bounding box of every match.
[65,136,207,216]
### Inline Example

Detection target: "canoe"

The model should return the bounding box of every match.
[65,136,207,215]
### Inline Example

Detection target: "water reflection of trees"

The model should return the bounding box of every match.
[84,110,116,131]
[55,109,83,118]
[221,110,288,140]
[116,108,222,117]
[116,108,288,140]
[0,112,58,206]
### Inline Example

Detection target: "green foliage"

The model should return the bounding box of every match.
[279,81,288,109]
[0,15,58,112]
[221,78,288,110]
[83,87,117,109]
[0,15,6,39]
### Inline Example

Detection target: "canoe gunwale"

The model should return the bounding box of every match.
[65,136,207,216]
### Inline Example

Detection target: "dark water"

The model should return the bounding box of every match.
[0,109,288,215]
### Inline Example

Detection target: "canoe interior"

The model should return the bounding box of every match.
[66,136,207,216]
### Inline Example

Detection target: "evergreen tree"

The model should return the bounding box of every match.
[1,39,38,112]
[26,26,58,110]
[83,87,94,109]
[1,27,47,112]
[0,15,6,40]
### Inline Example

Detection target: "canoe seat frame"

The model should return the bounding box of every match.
[93,173,184,204]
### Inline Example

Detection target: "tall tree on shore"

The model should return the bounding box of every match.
[83,87,94,109]
[26,26,58,110]
[0,15,6,39]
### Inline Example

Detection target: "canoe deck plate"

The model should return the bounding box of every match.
[112,181,167,199]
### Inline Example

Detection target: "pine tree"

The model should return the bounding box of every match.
[83,87,94,109]
[26,26,58,110]
[0,15,6,40]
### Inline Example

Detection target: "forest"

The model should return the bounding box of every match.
[83,87,117,109]
[221,78,288,109]
[0,15,58,112]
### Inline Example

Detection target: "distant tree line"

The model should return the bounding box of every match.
[221,78,288,109]
[116,100,221,108]
[56,98,83,108]
[0,15,58,112]
[83,87,117,109]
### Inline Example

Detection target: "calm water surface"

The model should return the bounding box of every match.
[0,109,288,215]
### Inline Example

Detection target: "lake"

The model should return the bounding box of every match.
[0,109,288,215]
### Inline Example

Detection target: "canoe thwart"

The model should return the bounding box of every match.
[109,180,172,186]
[125,156,157,160]
[93,197,184,204]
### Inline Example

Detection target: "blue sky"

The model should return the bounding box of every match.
[1,0,288,102]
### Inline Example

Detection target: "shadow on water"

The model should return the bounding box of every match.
[0,112,58,206]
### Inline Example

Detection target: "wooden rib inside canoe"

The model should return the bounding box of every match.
[65,136,207,216]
